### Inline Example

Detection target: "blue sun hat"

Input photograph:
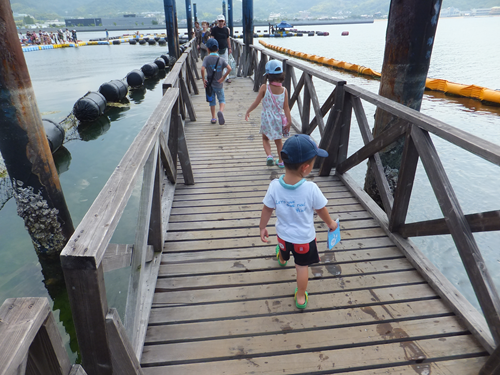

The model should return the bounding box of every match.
[281,134,328,164]
[206,38,219,51]
[264,60,283,75]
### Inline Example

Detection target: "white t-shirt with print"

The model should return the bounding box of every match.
[263,178,328,244]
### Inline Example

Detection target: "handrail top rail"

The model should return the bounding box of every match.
[345,84,500,167]
[60,88,179,270]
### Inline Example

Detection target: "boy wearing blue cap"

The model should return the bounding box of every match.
[201,38,232,124]
[259,134,338,309]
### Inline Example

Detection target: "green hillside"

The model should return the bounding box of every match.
[9,0,500,20]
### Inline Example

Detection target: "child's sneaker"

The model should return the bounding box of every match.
[266,156,274,166]
[275,159,285,169]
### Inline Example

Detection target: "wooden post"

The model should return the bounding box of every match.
[364,0,443,203]
[242,0,253,77]
[228,0,234,37]
[185,0,193,40]
[163,0,179,58]
[0,0,74,256]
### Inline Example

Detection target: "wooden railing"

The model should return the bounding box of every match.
[233,38,500,364]
[0,297,87,375]
[59,39,198,375]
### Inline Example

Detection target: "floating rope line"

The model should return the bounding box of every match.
[260,40,500,106]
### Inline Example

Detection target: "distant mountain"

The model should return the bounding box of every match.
[9,0,500,20]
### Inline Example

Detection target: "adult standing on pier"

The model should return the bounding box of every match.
[211,15,232,82]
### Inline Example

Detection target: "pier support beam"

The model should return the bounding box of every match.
[185,0,193,40]
[164,0,179,58]
[228,0,234,37]
[193,3,197,23]
[364,0,442,204]
[0,0,74,256]
[242,0,254,76]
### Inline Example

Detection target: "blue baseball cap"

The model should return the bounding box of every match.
[264,60,283,75]
[281,134,328,164]
[206,38,218,50]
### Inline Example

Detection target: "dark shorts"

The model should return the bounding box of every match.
[277,235,320,266]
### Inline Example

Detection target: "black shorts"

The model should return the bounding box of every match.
[277,235,320,266]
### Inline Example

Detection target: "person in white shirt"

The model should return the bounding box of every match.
[260,134,338,309]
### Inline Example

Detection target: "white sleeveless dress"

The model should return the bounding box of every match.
[260,85,285,140]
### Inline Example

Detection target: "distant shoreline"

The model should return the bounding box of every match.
[17,18,374,33]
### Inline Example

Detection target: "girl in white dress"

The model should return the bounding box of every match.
[245,60,291,168]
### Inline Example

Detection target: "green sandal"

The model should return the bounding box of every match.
[276,245,287,267]
[294,287,308,309]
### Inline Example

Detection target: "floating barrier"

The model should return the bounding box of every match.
[141,63,159,78]
[98,80,128,102]
[42,119,65,153]
[154,57,167,70]
[259,40,500,106]
[73,92,107,122]
[126,69,146,88]
[342,31,349,36]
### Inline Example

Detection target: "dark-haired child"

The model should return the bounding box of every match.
[245,60,291,168]
[259,134,338,309]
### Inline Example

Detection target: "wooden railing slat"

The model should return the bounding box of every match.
[399,210,500,237]
[301,73,312,134]
[411,125,500,344]
[306,88,336,136]
[303,73,325,136]
[389,130,419,231]
[179,75,196,121]
[125,141,159,348]
[106,309,144,375]
[176,115,195,185]
[352,96,393,215]
[288,68,304,116]
[148,149,164,252]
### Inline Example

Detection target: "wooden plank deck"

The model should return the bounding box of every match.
[141,72,489,374]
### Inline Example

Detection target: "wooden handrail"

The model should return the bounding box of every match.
[246,40,500,356]
[59,37,199,374]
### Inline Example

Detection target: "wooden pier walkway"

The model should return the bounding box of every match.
[139,74,488,374]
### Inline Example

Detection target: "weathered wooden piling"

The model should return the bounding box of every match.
[185,0,193,40]
[365,0,443,203]
[242,0,254,76]
[0,0,74,256]
[228,0,234,37]
[163,0,179,58]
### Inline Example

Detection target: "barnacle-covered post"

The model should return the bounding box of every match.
[0,0,74,256]
[364,0,443,204]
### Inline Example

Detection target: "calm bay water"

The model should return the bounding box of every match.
[0,17,499,357]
